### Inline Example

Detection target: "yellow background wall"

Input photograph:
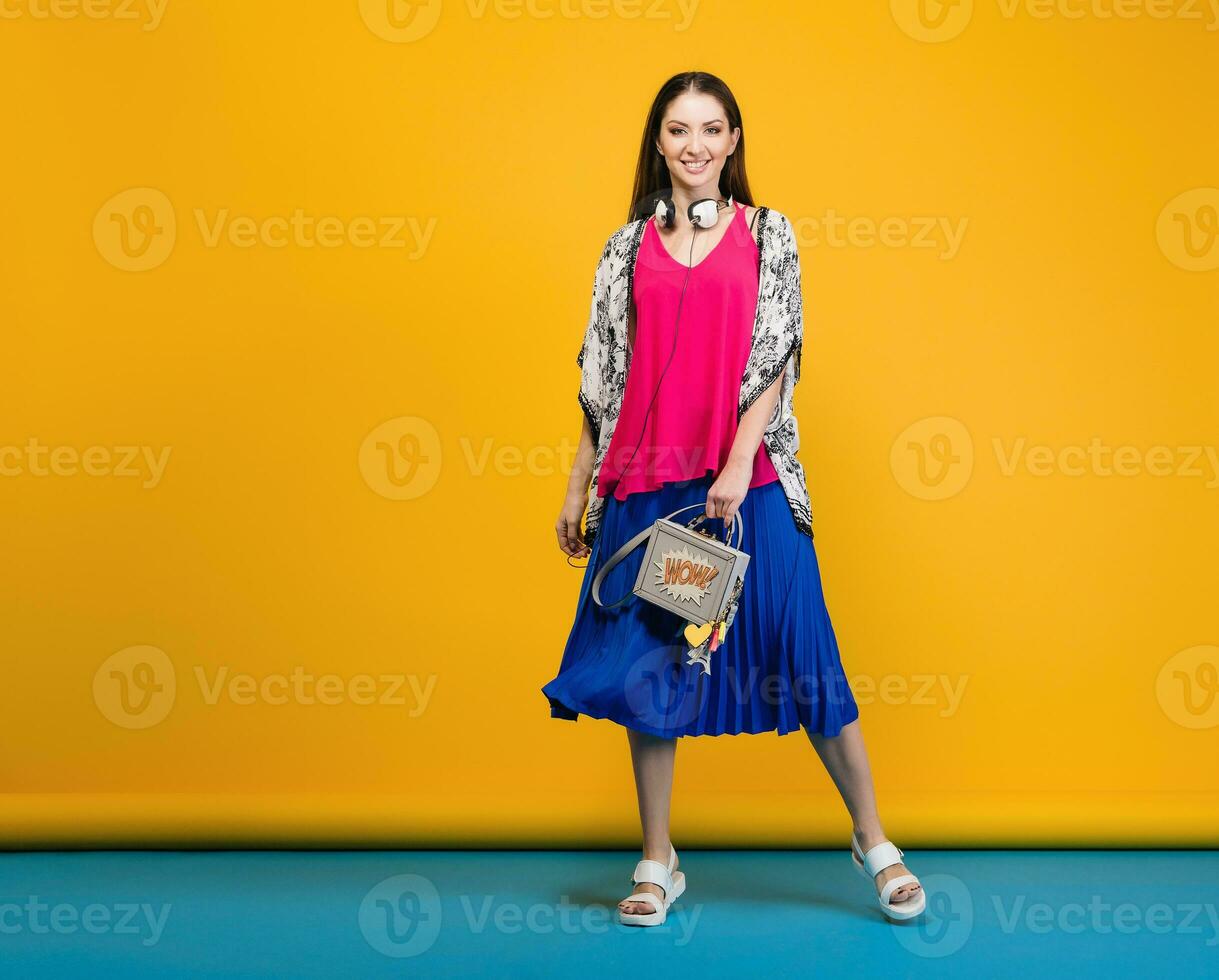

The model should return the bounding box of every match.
[1,1,1215,847]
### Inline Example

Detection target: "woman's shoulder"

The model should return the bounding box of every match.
[610,215,648,245]
[740,203,764,244]
[747,204,795,235]
[590,216,648,265]
[754,207,801,257]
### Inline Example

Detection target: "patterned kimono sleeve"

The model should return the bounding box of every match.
[740,209,804,423]
[774,210,804,389]
[576,240,611,442]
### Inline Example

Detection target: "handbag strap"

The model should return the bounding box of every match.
[591,502,744,609]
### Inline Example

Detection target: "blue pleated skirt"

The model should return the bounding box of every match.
[542,473,860,739]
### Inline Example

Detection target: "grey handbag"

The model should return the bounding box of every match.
[591,502,749,675]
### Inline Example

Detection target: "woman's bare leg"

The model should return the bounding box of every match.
[806,718,922,903]
[618,728,679,915]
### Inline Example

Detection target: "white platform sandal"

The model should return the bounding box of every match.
[617,844,686,927]
[850,831,926,921]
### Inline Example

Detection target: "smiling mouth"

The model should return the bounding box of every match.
[681,159,710,173]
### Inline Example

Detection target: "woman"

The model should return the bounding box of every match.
[542,71,926,927]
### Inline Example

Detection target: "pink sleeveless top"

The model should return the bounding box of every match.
[597,203,781,501]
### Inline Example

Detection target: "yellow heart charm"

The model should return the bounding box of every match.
[683,622,712,648]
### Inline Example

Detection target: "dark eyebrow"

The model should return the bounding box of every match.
[666,119,725,126]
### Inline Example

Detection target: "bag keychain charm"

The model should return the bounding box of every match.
[682,577,743,675]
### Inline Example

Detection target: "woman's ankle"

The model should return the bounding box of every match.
[852,823,886,848]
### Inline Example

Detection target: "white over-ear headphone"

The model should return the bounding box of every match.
[655,193,736,230]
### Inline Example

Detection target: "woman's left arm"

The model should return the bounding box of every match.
[705,366,784,524]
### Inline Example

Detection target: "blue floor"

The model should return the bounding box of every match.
[0,850,1215,978]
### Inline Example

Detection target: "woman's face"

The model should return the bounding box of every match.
[654,90,740,197]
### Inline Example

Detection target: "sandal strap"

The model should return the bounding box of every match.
[629,859,673,897]
[880,873,920,907]
[620,891,663,913]
[862,840,905,878]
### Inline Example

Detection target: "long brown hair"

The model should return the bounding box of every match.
[627,71,755,223]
